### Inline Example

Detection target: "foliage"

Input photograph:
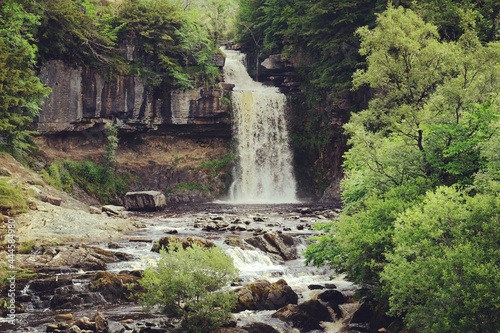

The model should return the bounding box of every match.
[0,0,51,160]
[41,159,131,204]
[382,187,500,332]
[164,182,210,196]
[196,153,236,180]
[36,0,123,66]
[139,242,239,332]
[305,6,500,332]
[104,123,118,165]
[18,240,36,254]
[0,178,28,215]
[40,160,74,192]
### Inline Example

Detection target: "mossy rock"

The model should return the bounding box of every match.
[151,236,216,253]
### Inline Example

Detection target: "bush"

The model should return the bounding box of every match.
[139,242,239,332]
[41,159,132,204]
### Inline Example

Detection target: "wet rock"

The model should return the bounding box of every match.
[318,289,345,304]
[68,325,83,333]
[46,324,59,332]
[272,300,332,332]
[234,279,298,312]
[325,283,337,289]
[55,313,73,320]
[107,242,123,249]
[151,236,216,253]
[224,239,253,250]
[229,224,247,231]
[299,207,313,215]
[45,244,132,271]
[242,322,280,333]
[307,284,324,290]
[50,294,85,309]
[74,317,96,331]
[124,191,166,211]
[245,232,297,260]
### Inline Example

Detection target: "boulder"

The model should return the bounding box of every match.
[242,322,280,333]
[91,271,142,303]
[272,300,332,332]
[42,244,133,271]
[102,205,127,217]
[317,290,346,305]
[42,195,62,206]
[245,232,297,260]
[234,279,298,312]
[124,191,166,211]
[151,236,216,253]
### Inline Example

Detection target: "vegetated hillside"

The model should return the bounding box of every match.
[232,1,500,332]
[1,0,240,204]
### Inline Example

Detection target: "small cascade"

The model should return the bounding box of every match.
[222,48,298,203]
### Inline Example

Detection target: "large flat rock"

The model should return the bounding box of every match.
[124,191,166,211]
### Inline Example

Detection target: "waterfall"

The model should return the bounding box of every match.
[222,48,298,203]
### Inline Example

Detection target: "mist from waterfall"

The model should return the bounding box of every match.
[222,47,298,203]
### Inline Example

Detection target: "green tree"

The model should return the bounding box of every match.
[139,242,239,333]
[382,187,500,332]
[305,6,500,329]
[36,0,122,66]
[0,0,51,160]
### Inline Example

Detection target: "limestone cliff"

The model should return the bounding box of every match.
[36,57,232,138]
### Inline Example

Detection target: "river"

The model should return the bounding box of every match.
[4,202,361,333]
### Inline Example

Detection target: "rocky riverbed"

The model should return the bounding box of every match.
[1,201,382,333]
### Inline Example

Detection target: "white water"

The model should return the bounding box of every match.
[222,48,298,203]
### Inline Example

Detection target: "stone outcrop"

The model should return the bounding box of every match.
[272,300,332,332]
[124,191,166,211]
[234,279,298,312]
[21,244,133,272]
[245,232,297,261]
[151,236,216,253]
[36,60,232,136]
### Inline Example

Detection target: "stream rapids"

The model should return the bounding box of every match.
[3,202,362,333]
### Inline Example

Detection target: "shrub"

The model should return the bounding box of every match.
[139,242,239,333]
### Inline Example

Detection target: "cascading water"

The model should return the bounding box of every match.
[222,48,298,203]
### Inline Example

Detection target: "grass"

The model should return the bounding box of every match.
[164,182,211,196]
[0,178,28,215]
[41,159,134,204]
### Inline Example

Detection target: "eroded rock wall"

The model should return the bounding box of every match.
[36,60,232,137]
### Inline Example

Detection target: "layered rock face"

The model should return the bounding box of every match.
[36,60,232,137]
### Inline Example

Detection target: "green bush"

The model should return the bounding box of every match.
[196,153,236,180]
[139,242,239,332]
[0,178,28,215]
[41,159,131,204]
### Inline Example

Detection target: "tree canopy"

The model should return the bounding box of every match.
[304,5,500,332]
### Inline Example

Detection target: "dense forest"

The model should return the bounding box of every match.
[2,0,500,331]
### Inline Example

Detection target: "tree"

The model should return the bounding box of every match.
[139,242,239,333]
[382,187,500,332]
[0,0,51,160]
[305,6,500,330]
